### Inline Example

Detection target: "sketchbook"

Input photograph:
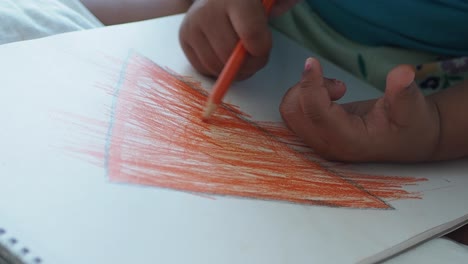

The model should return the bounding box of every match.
[0,14,467,264]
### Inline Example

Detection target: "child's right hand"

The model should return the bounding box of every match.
[179,0,299,80]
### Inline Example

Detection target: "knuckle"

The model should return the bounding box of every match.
[241,26,263,42]
[300,103,324,123]
[241,28,271,56]
[302,110,324,123]
[299,79,319,89]
[297,89,328,123]
[279,99,298,123]
[241,56,269,77]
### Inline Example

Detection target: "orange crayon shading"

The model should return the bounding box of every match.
[72,52,426,209]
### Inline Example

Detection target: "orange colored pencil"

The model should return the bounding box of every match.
[201,0,277,121]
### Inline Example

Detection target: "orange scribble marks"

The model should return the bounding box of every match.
[80,53,427,209]
[256,122,425,201]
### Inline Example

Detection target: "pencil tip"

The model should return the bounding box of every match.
[201,102,218,122]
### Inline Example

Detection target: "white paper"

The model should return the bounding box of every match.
[0,15,467,264]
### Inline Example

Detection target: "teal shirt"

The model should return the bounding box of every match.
[306,0,468,56]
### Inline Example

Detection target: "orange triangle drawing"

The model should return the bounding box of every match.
[98,53,425,209]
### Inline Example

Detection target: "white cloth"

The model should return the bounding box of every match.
[0,1,466,263]
[0,0,102,45]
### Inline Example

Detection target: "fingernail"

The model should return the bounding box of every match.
[302,58,313,79]
[304,58,313,72]
[304,58,313,71]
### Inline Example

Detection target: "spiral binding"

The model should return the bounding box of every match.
[0,228,42,264]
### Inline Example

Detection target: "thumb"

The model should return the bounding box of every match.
[383,65,425,126]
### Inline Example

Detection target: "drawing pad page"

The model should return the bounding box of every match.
[0,14,467,264]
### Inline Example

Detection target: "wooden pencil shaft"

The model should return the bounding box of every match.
[209,43,247,104]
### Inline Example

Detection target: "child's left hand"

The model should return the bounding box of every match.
[280,58,441,162]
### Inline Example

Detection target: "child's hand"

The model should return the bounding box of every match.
[179,0,299,79]
[280,58,441,162]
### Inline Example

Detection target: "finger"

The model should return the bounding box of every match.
[179,18,222,77]
[281,87,340,158]
[280,80,305,129]
[179,18,210,76]
[323,78,347,101]
[281,58,369,160]
[384,65,425,127]
[279,59,329,152]
[196,31,226,76]
[281,58,341,155]
[227,0,272,58]
[298,58,332,123]
[202,11,238,66]
[280,79,332,156]
[179,41,211,77]
[280,62,338,121]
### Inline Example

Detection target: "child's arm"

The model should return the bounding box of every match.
[280,58,468,162]
[80,0,191,25]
